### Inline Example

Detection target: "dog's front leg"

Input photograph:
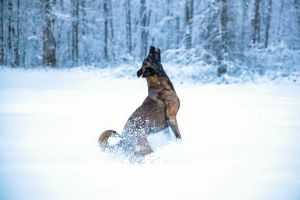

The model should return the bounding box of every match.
[167,117,181,141]
[166,102,182,140]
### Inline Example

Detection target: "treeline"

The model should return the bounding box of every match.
[0,0,299,67]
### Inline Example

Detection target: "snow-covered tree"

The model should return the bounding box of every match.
[0,0,298,69]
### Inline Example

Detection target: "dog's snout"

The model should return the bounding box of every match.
[137,69,143,77]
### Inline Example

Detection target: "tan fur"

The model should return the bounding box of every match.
[98,130,115,150]
[99,52,181,157]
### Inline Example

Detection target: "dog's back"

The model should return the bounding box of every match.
[123,95,167,136]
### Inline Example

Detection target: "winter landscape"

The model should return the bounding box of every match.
[1,0,300,200]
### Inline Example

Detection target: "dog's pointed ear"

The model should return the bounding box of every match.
[149,46,156,55]
[148,46,156,62]
[155,48,161,63]
[137,68,143,78]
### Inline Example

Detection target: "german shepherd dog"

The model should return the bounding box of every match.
[98,46,181,157]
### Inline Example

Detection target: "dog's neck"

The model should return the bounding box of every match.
[146,74,174,98]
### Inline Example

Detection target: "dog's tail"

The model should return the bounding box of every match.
[98,130,122,152]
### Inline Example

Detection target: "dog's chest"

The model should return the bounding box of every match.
[148,89,163,101]
[148,89,159,99]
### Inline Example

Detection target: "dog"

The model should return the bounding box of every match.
[98,46,181,157]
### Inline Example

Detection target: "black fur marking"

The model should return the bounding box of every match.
[137,69,143,77]
[142,67,156,77]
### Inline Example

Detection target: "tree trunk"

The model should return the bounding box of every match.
[296,0,300,41]
[14,0,20,66]
[6,0,20,67]
[8,0,12,62]
[71,0,79,65]
[219,0,228,61]
[175,16,180,48]
[108,0,114,60]
[140,0,147,58]
[42,0,56,67]
[103,0,109,61]
[264,0,272,48]
[166,0,171,49]
[277,0,285,43]
[252,0,260,45]
[185,0,193,49]
[103,0,114,61]
[80,0,86,36]
[125,0,132,55]
[0,0,4,64]
[241,0,249,50]
[80,0,88,64]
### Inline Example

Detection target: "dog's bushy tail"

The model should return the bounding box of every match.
[98,130,122,152]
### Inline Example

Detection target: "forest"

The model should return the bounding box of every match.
[0,0,299,73]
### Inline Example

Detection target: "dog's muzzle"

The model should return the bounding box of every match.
[137,67,156,78]
[137,69,143,78]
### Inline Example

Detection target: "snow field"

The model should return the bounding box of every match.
[0,68,300,200]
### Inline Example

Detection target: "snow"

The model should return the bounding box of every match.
[1,68,300,200]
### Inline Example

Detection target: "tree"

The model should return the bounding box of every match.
[80,0,88,64]
[175,16,180,48]
[276,0,285,43]
[166,0,172,49]
[125,0,132,55]
[71,0,79,65]
[0,0,4,64]
[42,0,56,67]
[219,0,228,61]
[14,0,20,66]
[7,0,12,63]
[252,0,260,45]
[296,0,300,42]
[103,0,114,61]
[6,0,20,67]
[103,0,108,60]
[264,0,272,48]
[80,0,86,36]
[200,1,219,58]
[241,0,249,50]
[140,0,148,58]
[185,0,194,49]
[108,0,114,60]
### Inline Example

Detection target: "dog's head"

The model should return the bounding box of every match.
[137,46,167,78]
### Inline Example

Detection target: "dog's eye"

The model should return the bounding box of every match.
[145,67,155,74]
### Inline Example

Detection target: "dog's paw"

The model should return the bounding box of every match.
[176,137,182,143]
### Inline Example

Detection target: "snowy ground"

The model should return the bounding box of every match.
[0,68,300,200]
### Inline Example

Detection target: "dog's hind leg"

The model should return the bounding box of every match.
[134,136,153,156]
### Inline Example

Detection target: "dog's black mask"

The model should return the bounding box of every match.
[141,65,156,77]
[137,46,166,78]
[137,68,143,77]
